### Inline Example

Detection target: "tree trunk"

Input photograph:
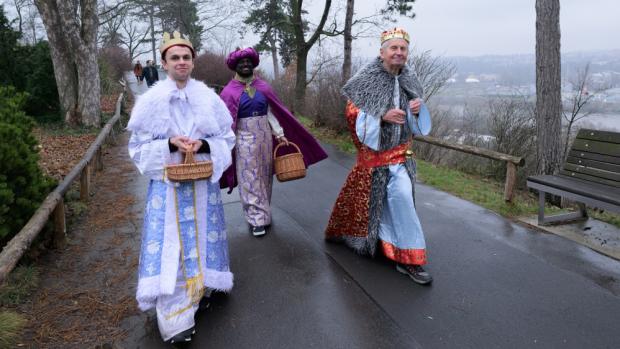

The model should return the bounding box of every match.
[342,0,354,84]
[294,49,308,114]
[34,0,79,124]
[290,0,332,115]
[535,0,562,175]
[34,0,100,127]
[269,34,280,80]
[149,6,157,64]
[74,0,100,127]
[76,52,101,126]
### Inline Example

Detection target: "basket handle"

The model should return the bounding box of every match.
[274,141,301,158]
[183,150,196,164]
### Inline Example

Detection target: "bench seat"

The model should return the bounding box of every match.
[527,174,620,213]
[526,128,620,225]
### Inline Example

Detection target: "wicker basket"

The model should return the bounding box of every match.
[165,151,213,182]
[274,141,306,182]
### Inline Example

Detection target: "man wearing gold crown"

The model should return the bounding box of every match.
[127,31,235,343]
[325,28,434,285]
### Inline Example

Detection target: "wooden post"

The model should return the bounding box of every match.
[53,199,66,249]
[80,163,91,201]
[96,148,104,171]
[504,162,517,202]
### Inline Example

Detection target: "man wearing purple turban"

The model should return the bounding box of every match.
[220,47,327,236]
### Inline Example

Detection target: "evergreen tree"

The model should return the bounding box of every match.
[22,41,60,121]
[156,0,203,52]
[0,5,23,88]
[0,86,53,242]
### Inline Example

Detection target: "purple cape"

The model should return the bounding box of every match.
[219,77,328,190]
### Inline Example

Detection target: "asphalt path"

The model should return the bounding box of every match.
[123,75,620,348]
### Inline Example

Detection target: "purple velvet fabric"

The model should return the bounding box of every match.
[219,77,328,190]
[238,90,268,118]
[226,47,260,70]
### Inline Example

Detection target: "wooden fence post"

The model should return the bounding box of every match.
[96,148,104,171]
[53,199,66,249]
[80,163,91,201]
[504,162,517,202]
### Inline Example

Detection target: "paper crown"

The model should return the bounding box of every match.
[160,31,195,57]
[381,27,410,44]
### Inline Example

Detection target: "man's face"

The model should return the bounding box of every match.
[162,46,194,82]
[235,57,254,77]
[380,38,409,68]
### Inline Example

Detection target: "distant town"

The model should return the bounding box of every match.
[435,49,620,131]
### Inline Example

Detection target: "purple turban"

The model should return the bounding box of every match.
[226,47,260,70]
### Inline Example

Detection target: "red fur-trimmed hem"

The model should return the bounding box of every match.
[381,240,427,265]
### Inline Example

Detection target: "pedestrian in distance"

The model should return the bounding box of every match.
[133,60,143,85]
[142,59,160,88]
[127,31,235,344]
[325,27,434,285]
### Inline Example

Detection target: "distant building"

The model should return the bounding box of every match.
[465,75,480,83]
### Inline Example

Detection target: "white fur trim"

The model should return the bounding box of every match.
[204,269,234,292]
[136,275,159,311]
[127,78,232,139]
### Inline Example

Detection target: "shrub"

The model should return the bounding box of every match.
[0,86,53,243]
[99,45,131,94]
[193,51,234,91]
[305,65,348,132]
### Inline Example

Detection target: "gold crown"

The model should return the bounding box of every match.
[381,27,410,44]
[160,31,195,56]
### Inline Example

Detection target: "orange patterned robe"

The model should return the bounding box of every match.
[325,101,426,265]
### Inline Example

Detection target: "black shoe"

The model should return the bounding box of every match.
[169,327,195,344]
[199,295,210,310]
[251,225,266,237]
[396,264,433,285]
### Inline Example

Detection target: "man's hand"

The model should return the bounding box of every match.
[409,98,422,115]
[187,139,203,153]
[382,108,406,125]
[170,135,192,152]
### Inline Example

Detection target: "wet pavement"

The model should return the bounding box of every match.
[119,75,620,348]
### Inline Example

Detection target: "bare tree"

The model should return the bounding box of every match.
[290,0,332,114]
[34,0,101,127]
[8,0,43,44]
[535,0,562,175]
[98,2,126,47]
[562,62,609,158]
[340,0,417,84]
[11,0,28,36]
[341,0,354,84]
[407,50,456,103]
[22,0,43,44]
[119,17,151,60]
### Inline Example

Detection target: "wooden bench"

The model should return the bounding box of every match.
[527,128,620,225]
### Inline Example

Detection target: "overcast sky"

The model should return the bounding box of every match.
[342,0,620,57]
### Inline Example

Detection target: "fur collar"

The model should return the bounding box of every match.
[342,57,423,118]
[127,78,230,137]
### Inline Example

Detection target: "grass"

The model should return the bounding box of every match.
[0,266,37,347]
[296,115,620,228]
[0,311,26,348]
[0,266,39,306]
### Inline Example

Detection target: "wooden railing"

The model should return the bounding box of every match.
[414,135,525,202]
[0,84,127,285]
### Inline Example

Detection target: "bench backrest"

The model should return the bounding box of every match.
[563,128,620,188]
